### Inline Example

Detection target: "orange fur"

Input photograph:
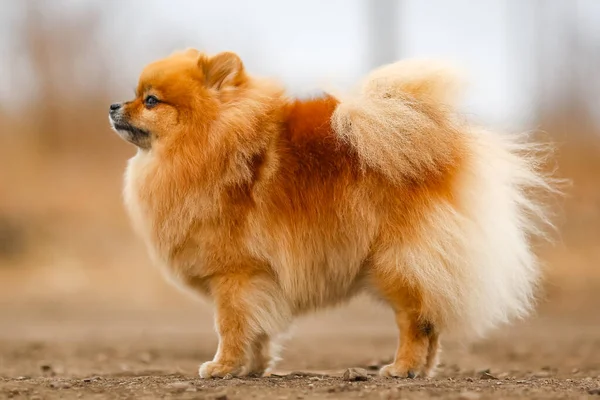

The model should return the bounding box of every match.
[109,50,554,379]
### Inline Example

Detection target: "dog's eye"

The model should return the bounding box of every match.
[144,95,159,109]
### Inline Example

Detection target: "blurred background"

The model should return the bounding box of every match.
[0,0,599,327]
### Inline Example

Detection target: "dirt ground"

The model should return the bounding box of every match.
[1,292,599,400]
[2,76,600,398]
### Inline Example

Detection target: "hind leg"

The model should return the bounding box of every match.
[248,333,282,377]
[424,329,440,376]
[379,311,438,378]
[371,271,440,378]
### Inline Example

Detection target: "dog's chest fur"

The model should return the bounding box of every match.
[123,150,375,311]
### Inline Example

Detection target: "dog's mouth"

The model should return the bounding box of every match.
[110,119,152,150]
[112,122,150,138]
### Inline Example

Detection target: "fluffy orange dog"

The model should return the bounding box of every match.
[109,49,554,379]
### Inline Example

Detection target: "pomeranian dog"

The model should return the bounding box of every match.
[109,49,555,379]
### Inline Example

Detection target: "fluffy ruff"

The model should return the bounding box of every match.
[113,50,555,379]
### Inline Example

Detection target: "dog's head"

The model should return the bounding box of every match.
[109,49,248,150]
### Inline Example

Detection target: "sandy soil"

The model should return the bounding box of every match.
[1,294,599,400]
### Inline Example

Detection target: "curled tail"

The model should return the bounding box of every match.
[358,59,464,106]
[331,59,466,184]
[332,59,560,336]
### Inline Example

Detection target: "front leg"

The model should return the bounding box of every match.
[199,303,250,378]
[199,273,290,379]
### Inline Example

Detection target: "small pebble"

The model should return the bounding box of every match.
[222,373,233,380]
[479,371,498,380]
[343,368,369,382]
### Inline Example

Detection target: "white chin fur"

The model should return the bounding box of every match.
[108,116,133,141]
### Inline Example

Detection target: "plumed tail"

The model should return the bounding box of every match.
[358,59,465,107]
[331,59,562,337]
[331,60,466,184]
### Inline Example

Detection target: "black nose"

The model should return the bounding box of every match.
[109,103,122,112]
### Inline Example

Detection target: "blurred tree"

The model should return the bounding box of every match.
[18,1,112,153]
[535,0,600,138]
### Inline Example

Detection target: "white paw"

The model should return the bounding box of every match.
[198,361,246,379]
[379,363,419,379]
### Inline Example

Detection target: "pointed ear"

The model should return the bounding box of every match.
[200,52,246,89]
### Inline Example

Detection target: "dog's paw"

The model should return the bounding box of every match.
[246,370,266,378]
[247,356,271,378]
[198,361,246,379]
[379,363,420,379]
